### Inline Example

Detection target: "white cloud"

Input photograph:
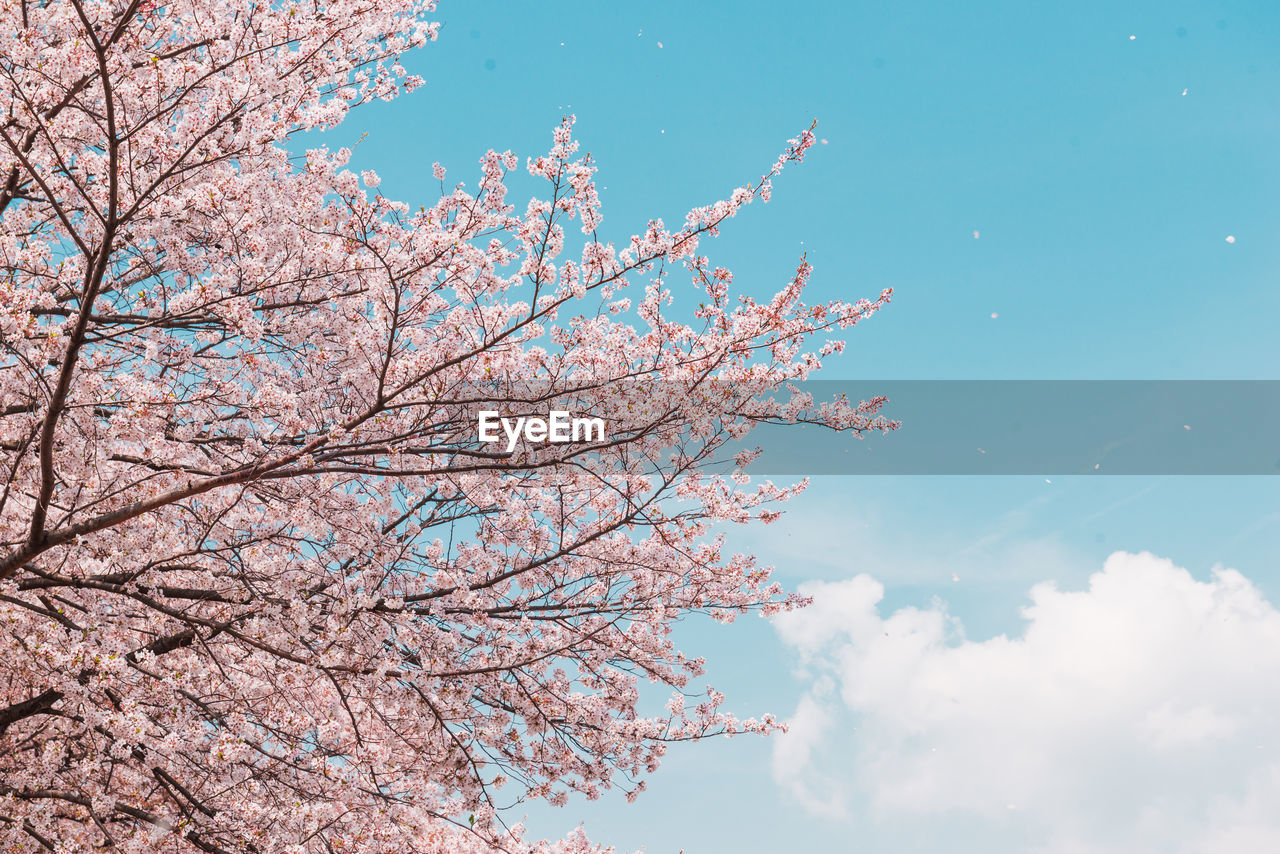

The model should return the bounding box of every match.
[769,685,848,819]
[772,551,1280,853]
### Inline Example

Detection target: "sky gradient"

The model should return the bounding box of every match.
[330,2,1280,850]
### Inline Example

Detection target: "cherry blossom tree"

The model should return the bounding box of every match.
[0,0,893,851]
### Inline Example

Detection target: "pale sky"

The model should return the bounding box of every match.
[333,1,1280,850]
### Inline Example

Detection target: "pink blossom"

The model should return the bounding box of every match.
[0,4,891,852]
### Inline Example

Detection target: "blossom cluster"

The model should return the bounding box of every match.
[0,2,890,851]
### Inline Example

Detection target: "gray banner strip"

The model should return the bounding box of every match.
[733,381,1280,475]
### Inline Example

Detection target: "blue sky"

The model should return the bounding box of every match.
[336,1,1280,850]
